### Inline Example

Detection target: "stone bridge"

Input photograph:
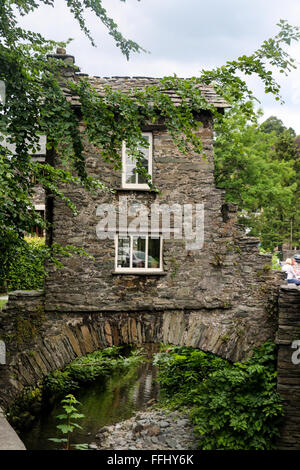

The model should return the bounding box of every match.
[1,282,300,449]
[0,268,281,409]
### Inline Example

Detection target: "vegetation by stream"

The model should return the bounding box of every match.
[154,341,284,450]
[7,345,147,435]
[7,342,284,450]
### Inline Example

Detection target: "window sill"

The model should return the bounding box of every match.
[112,271,167,276]
[115,188,157,193]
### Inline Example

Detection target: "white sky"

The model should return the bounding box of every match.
[17,0,300,134]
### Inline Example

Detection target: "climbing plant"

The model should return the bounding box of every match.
[1,1,300,267]
[1,237,46,291]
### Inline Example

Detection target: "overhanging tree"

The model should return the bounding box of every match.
[1,1,300,284]
[214,105,299,251]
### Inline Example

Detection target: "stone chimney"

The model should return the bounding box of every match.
[47,47,79,80]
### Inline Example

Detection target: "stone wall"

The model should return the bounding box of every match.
[43,113,280,353]
[31,184,45,209]
[0,101,283,408]
[0,279,280,408]
[276,284,300,449]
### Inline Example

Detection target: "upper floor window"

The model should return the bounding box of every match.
[122,132,152,189]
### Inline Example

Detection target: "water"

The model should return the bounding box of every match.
[20,352,160,450]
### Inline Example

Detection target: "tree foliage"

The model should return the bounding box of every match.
[1,2,300,273]
[214,105,300,250]
[260,115,296,137]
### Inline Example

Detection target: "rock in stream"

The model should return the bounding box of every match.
[90,408,198,450]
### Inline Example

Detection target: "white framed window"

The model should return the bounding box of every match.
[115,234,163,273]
[122,132,152,189]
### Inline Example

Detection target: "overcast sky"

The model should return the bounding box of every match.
[18,0,300,134]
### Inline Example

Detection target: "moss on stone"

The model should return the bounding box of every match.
[9,304,45,346]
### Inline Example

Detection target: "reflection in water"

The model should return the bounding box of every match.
[20,348,160,450]
[132,361,159,408]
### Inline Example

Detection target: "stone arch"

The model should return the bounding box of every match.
[0,290,277,408]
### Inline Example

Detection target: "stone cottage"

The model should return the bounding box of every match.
[41,50,279,362]
[1,51,299,449]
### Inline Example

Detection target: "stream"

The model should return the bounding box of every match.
[19,349,160,450]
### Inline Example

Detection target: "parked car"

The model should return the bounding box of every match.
[126,250,159,268]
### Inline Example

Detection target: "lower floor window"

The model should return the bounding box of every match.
[115,234,163,272]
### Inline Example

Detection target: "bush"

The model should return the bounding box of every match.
[153,346,230,407]
[43,370,79,396]
[44,346,145,397]
[154,342,284,450]
[6,236,46,290]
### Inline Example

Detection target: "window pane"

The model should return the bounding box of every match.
[123,135,151,186]
[137,136,150,184]
[132,236,146,268]
[148,237,160,269]
[137,159,149,184]
[117,236,130,268]
[125,153,137,184]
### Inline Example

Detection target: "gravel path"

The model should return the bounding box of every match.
[89,407,199,451]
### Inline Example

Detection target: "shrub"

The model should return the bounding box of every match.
[155,342,284,450]
[153,346,230,407]
[43,370,79,396]
[44,346,145,397]
[6,236,46,290]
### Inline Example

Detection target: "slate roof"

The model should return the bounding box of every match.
[68,75,229,109]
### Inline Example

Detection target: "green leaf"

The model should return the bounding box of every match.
[48,438,68,443]
[56,424,74,434]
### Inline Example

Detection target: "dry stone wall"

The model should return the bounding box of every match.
[282,250,300,261]
[1,284,300,447]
